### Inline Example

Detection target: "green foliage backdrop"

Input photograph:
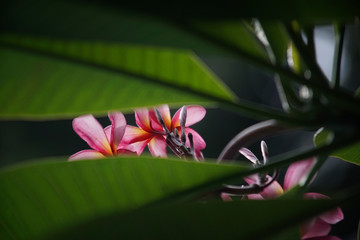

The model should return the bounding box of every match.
[1,0,360,239]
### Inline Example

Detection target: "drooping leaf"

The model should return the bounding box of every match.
[188,20,269,61]
[314,128,360,165]
[260,21,289,65]
[0,156,249,240]
[48,199,348,240]
[115,0,359,22]
[2,0,228,55]
[0,34,236,119]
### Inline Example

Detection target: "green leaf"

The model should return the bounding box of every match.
[355,87,360,97]
[314,128,360,165]
[3,0,229,55]
[117,0,359,22]
[0,34,236,119]
[48,199,345,240]
[260,21,289,65]
[0,156,249,240]
[189,20,269,61]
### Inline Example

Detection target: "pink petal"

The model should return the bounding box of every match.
[259,179,284,198]
[108,112,126,150]
[184,127,206,151]
[319,207,344,225]
[244,174,258,185]
[149,105,172,131]
[171,105,206,128]
[301,219,331,239]
[304,192,330,200]
[244,175,284,199]
[220,193,233,202]
[123,139,150,156]
[284,157,317,191]
[135,108,152,132]
[247,194,264,200]
[104,125,112,143]
[303,236,342,240]
[304,193,344,224]
[116,149,137,155]
[148,135,167,158]
[69,150,105,161]
[121,125,152,144]
[239,148,259,164]
[72,115,112,155]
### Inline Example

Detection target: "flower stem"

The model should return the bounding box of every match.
[331,23,345,89]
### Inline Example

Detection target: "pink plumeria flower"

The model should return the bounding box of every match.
[122,105,206,159]
[69,112,131,161]
[222,141,344,240]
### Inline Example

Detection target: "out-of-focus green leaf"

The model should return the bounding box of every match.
[355,87,360,97]
[314,128,360,165]
[113,0,359,22]
[0,156,249,240]
[48,199,346,240]
[189,20,269,61]
[261,21,289,65]
[0,34,236,119]
[2,0,229,55]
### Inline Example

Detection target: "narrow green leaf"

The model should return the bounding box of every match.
[49,199,346,240]
[261,21,289,65]
[0,156,249,240]
[189,20,269,61]
[314,128,360,165]
[0,34,236,119]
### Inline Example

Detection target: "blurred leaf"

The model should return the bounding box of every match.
[261,21,289,65]
[111,0,359,22]
[290,42,306,74]
[48,199,346,240]
[189,20,269,61]
[355,87,360,97]
[0,156,249,240]
[314,128,360,165]
[0,34,236,119]
[2,0,229,55]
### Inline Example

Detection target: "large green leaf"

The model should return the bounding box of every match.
[0,156,249,240]
[314,128,360,165]
[117,0,359,22]
[0,34,236,119]
[48,199,348,240]
[1,0,228,55]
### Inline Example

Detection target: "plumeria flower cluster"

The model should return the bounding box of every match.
[70,108,343,240]
[221,141,344,240]
[69,105,206,161]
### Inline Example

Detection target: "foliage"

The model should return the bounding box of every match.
[1,0,360,239]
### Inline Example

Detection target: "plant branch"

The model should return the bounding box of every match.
[285,24,329,87]
[217,120,298,162]
[331,23,345,89]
